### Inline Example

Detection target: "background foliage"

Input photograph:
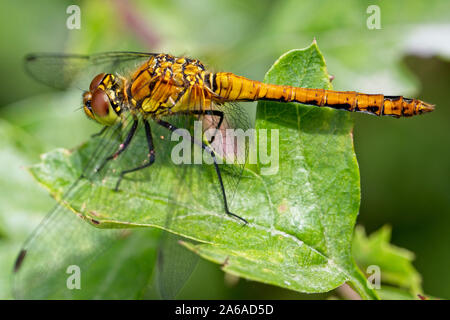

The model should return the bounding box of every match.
[0,0,449,299]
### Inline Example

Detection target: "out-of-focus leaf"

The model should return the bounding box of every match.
[1,92,98,149]
[352,225,422,296]
[377,285,416,300]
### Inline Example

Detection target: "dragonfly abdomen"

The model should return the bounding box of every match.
[213,72,434,117]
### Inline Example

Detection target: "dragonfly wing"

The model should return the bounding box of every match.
[204,101,251,200]
[12,115,139,299]
[153,99,251,298]
[13,203,121,299]
[25,52,156,90]
[157,233,199,299]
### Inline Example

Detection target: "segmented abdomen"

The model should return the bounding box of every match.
[212,72,434,117]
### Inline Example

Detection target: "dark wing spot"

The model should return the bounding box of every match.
[14,249,27,273]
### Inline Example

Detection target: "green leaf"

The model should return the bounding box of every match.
[352,225,423,297]
[376,285,417,300]
[28,42,377,299]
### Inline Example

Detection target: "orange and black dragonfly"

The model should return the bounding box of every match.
[14,52,434,298]
[25,51,436,219]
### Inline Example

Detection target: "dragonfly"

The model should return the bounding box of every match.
[13,51,434,299]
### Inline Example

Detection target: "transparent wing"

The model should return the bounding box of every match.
[204,101,251,199]
[156,234,198,299]
[154,100,251,298]
[12,115,138,299]
[13,205,120,299]
[25,51,156,90]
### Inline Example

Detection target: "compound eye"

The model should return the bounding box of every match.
[91,89,110,117]
[89,73,106,91]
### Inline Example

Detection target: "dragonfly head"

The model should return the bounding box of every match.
[83,73,121,126]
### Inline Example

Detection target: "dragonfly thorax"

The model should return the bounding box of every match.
[83,73,125,126]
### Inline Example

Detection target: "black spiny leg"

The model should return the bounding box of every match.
[156,118,247,224]
[171,110,224,144]
[96,119,139,173]
[114,119,155,191]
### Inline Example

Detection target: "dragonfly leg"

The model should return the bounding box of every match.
[171,110,224,144]
[90,125,108,138]
[114,119,155,191]
[156,118,247,224]
[95,119,139,173]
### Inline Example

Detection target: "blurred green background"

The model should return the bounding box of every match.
[0,0,448,299]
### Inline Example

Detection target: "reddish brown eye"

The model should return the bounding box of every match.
[82,91,92,106]
[91,90,110,117]
[89,73,106,91]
